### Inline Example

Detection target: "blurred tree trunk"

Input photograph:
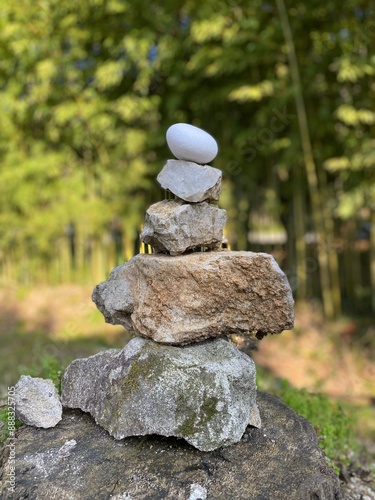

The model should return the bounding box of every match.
[371,209,375,313]
[293,163,307,301]
[275,0,341,318]
[318,169,342,315]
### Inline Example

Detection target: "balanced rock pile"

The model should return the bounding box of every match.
[62,123,294,451]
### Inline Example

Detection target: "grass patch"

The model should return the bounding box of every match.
[19,354,64,395]
[0,406,23,445]
[277,379,358,470]
[257,367,359,471]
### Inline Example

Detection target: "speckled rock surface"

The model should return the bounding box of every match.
[141,199,227,255]
[0,393,344,500]
[157,160,222,203]
[92,251,294,345]
[14,376,62,428]
[62,337,260,451]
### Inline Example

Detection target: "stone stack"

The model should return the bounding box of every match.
[62,123,294,452]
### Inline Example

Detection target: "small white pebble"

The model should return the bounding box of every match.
[166,123,218,164]
[188,483,207,500]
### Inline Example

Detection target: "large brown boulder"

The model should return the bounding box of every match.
[92,251,294,345]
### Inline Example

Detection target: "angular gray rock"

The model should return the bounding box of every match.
[0,393,344,500]
[157,159,222,202]
[15,376,62,428]
[92,251,294,345]
[140,199,227,255]
[62,337,261,451]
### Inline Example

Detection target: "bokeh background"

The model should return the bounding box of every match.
[0,0,374,463]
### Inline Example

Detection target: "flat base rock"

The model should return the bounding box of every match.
[0,393,343,500]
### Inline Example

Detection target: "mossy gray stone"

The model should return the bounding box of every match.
[61,337,260,451]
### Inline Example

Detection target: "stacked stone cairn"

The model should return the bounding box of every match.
[62,123,294,452]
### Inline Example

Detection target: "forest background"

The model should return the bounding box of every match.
[0,0,374,462]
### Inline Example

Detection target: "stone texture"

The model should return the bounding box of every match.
[157,159,222,203]
[62,337,260,451]
[166,123,218,164]
[15,376,62,428]
[0,393,344,500]
[92,251,294,344]
[342,474,375,500]
[140,199,227,255]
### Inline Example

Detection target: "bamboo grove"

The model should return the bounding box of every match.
[0,0,374,316]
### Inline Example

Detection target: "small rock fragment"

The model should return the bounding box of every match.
[62,337,260,451]
[157,160,222,203]
[188,484,208,500]
[141,199,227,255]
[15,375,62,428]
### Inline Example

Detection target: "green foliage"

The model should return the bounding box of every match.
[0,0,160,274]
[0,406,23,445]
[19,355,64,394]
[0,0,374,311]
[276,379,358,470]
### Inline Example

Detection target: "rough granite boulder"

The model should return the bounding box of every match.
[141,199,227,255]
[157,159,222,202]
[0,393,344,500]
[62,337,261,451]
[15,376,62,428]
[92,251,294,344]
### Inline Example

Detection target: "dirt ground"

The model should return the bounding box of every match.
[253,300,374,405]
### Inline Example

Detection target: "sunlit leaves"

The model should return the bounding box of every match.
[95,61,126,90]
[114,95,160,123]
[190,15,230,43]
[333,56,374,82]
[228,81,274,102]
[0,0,163,260]
[324,157,351,172]
[336,105,375,126]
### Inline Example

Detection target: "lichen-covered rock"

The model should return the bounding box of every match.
[15,376,62,428]
[157,159,222,202]
[140,199,227,255]
[0,393,344,500]
[62,337,260,451]
[92,251,294,344]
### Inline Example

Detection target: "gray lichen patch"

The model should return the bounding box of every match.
[177,394,220,437]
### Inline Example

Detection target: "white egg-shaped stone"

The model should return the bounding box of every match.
[166,123,218,164]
